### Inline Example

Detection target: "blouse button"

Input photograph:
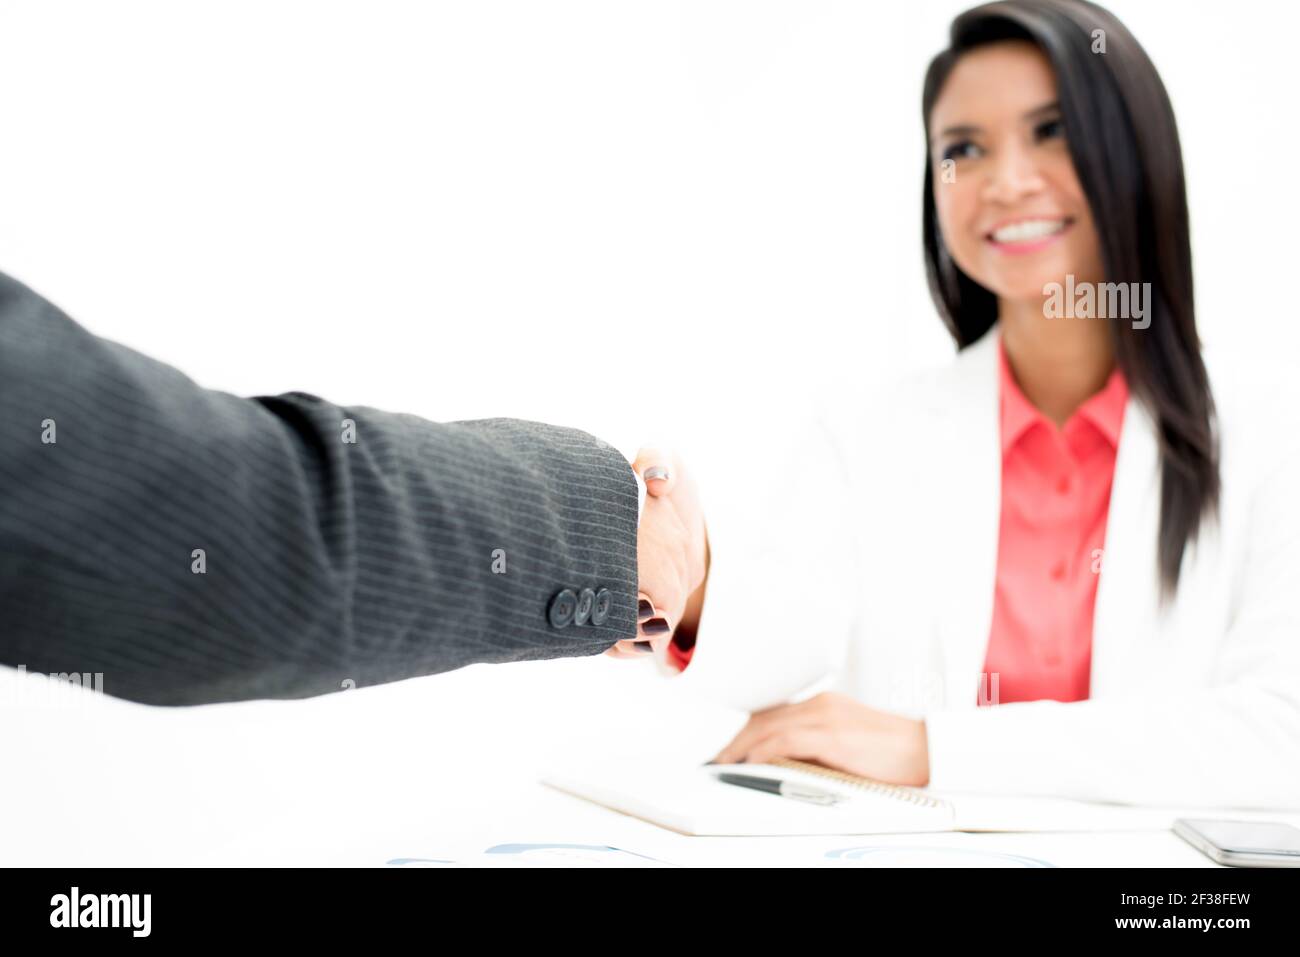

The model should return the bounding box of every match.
[1056,475,1071,495]
[1051,560,1067,581]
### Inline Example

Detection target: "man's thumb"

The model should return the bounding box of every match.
[632,447,675,497]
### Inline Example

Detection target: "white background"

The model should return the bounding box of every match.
[1,1,1296,862]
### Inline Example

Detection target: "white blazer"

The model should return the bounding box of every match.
[668,325,1300,810]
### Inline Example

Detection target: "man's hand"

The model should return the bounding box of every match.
[709,692,931,787]
[606,447,708,660]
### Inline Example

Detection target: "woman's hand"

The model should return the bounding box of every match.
[605,446,708,660]
[710,692,931,787]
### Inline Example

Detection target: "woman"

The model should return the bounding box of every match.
[634,0,1300,809]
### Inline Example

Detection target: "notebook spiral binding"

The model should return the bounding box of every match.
[770,758,949,810]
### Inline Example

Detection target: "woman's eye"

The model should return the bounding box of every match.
[1035,118,1065,141]
[941,140,981,162]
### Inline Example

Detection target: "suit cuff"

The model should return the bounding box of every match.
[616,443,647,524]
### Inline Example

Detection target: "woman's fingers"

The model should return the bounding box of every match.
[605,632,672,658]
[635,591,673,642]
[711,704,810,763]
[745,728,826,767]
[601,592,667,657]
[604,638,657,659]
[638,613,673,642]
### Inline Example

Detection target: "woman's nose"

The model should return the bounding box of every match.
[980,145,1046,204]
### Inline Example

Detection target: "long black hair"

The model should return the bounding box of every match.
[921,0,1219,600]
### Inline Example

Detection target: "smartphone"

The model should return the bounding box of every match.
[1174,818,1300,867]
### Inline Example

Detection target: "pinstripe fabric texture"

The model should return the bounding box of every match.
[0,271,638,705]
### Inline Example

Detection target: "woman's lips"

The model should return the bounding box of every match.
[985,217,1074,254]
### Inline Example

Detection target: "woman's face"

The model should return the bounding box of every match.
[928,40,1105,305]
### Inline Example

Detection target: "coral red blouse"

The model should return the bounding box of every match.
[980,340,1128,704]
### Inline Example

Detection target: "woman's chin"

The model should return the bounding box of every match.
[983,278,1061,308]
[980,264,1081,305]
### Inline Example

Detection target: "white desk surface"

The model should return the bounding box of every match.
[3,657,1295,868]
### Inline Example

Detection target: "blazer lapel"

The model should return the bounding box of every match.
[1091,393,1162,697]
[934,329,1003,709]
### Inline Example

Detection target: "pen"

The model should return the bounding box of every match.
[714,772,846,807]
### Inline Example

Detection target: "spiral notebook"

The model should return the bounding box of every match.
[542,757,1175,835]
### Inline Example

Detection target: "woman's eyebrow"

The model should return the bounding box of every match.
[934,101,1061,140]
[930,98,1060,139]
[1023,100,1061,119]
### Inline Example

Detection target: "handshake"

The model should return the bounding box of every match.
[605,448,710,662]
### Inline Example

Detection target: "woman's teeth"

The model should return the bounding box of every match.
[990,219,1068,243]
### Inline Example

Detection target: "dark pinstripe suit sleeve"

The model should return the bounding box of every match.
[0,271,639,705]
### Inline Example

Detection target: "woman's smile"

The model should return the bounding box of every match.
[984,215,1075,254]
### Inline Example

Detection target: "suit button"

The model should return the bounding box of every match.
[574,587,596,626]
[592,588,612,626]
[548,589,578,628]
